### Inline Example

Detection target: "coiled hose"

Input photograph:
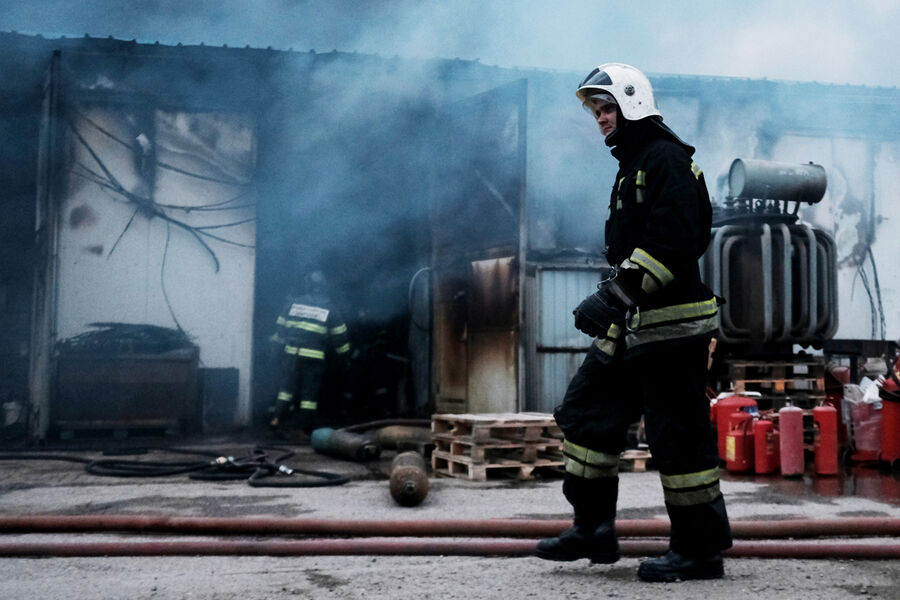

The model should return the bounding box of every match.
[0,445,348,487]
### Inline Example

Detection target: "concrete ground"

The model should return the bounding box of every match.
[0,437,898,599]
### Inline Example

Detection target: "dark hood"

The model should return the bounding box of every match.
[606,116,695,162]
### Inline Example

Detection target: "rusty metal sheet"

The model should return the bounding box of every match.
[433,271,468,408]
[468,257,517,330]
[467,330,517,414]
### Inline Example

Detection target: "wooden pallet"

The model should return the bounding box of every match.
[431,452,563,481]
[432,434,562,464]
[431,413,564,481]
[431,412,562,442]
[619,449,652,473]
[727,359,826,408]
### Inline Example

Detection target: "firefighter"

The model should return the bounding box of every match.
[269,271,351,434]
[535,63,732,582]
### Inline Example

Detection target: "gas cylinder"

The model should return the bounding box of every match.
[715,394,759,462]
[725,412,754,473]
[880,374,900,466]
[779,404,805,477]
[310,428,381,461]
[388,451,430,507]
[753,419,779,474]
[813,405,838,475]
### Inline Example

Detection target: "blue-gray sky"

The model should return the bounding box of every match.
[2,0,899,87]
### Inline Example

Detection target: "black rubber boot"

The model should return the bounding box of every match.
[637,551,724,582]
[535,520,619,564]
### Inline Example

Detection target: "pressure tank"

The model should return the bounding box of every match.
[389,451,430,507]
[779,404,805,477]
[813,405,838,475]
[753,419,780,475]
[725,412,754,473]
[310,428,381,461]
[880,377,900,466]
[728,159,827,204]
[715,395,758,462]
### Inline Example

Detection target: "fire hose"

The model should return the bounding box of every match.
[0,445,348,487]
[1,516,899,558]
[0,539,898,559]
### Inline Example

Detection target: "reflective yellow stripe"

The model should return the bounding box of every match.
[276,391,293,402]
[593,337,617,357]
[691,161,703,180]
[335,342,351,354]
[664,483,722,506]
[299,401,318,411]
[660,467,720,489]
[660,468,721,506]
[634,170,646,204]
[627,314,719,349]
[563,440,619,479]
[284,346,326,359]
[632,298,719,329]
[640,273,658,294]
[565,457,619,479]
[629,248,674,288]
[279,318,328,334]
[330,324,347,335]
[593,322,621,358]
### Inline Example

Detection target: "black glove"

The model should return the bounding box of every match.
[573,283,630,338]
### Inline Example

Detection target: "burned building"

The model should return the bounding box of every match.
[1,32,899,441]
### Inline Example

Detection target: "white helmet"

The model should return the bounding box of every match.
[576,63,660,121]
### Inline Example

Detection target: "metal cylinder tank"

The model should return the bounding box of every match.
[728,159,827,204]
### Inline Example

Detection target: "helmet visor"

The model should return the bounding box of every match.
[579,68,613,88]
[581,93,617,115]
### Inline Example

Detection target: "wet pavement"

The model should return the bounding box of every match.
[0,435,898,599]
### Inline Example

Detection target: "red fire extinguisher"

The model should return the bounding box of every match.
[881,358,900,466]
[813,405,838,475]
[779,403,805,477]
[754,419,779,474]
[714,394,759,462]
[726,411,754,473]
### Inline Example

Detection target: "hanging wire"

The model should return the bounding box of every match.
[106,206,140,258]
[851,244,887,341]
[72,107,253,187]
[161,222,186,333]
[867,246,887,341]
[853,264,877,339]
[66,112,259,270]
[61,106,261,336]
[154,189,255,212]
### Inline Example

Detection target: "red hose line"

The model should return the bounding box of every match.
[2,516,900,539]
[0,539,898,559]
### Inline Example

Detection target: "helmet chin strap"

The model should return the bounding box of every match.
[604,107,630,147]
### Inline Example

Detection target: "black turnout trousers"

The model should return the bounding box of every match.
[554,336,732,557]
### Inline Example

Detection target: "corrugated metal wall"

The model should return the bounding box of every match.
[526,266,602,413]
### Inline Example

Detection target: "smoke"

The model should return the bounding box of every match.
[2,0,900,424]
[1,1,899,86]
